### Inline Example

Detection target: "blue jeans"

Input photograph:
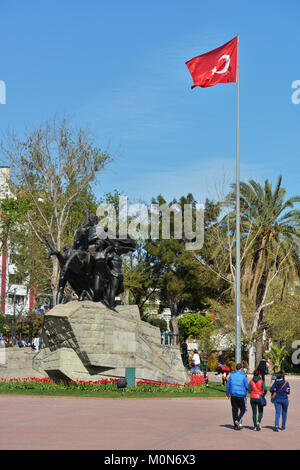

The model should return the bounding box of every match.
[239,397,248,424]
[191,365,201,374]
[274,399,289,429]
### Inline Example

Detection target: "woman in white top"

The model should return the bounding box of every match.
[192,349,201,374]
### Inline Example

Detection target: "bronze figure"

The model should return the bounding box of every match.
[45,212,136,309]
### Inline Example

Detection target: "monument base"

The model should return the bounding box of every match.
[33,301,189,384]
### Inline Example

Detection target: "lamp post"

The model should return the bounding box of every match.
[163,311,171,331]
[162,310,172,345]
[27,316,33,347]
[19,316,23,341]
[11,288,17,346]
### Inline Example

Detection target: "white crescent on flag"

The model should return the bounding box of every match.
[211,54,231,75]
[185,35,237,88]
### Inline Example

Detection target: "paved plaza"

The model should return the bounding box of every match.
[0,375,299,450]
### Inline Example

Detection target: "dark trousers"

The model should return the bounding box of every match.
[231,396,246,425]
[250,398,264,427]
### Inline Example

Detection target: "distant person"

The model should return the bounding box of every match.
[216,364,230,385]
[248,369,267,431]
[218,350,226,366]
[200,351,209,387]
[33,337,40,351]
[226,363,249,430]
[191,349,201,374]
[242,360,248,374]
[181,340,188,366]
[36,306,45,315]
[270,371,290,432]
[257,356,270,383]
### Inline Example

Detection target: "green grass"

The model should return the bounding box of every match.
[0,382,229,399]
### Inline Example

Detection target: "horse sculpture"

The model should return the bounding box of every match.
[45,213,136,309]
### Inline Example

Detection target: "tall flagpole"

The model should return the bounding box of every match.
[235,35,241,365]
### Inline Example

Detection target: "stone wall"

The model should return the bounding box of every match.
[0,347,47,379]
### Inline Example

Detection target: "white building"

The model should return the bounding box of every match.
[0,166,33,315]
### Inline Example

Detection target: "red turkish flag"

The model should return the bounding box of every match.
[186,36,238,89]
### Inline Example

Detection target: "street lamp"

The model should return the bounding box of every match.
[19,316,23,341]
[11,288,17,346]
[162,310,173,345]
[27,316,33,347]
[162,310,171,331]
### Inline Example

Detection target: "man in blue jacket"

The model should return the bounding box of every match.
[226,363,249,430]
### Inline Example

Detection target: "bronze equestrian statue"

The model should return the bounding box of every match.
[45,212,136,309]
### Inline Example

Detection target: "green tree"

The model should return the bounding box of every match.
[266,345,288,372]
[201,176,300,368]
[265,285,300,347]
[178,312,215,339]
[228,176,300,365]
[144,194,217,344]
[0,117,112,304]
[144,315,167,333]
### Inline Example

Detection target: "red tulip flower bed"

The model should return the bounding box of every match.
[136,374,206,392]
[0,376,119,392]
[0,374,207,395]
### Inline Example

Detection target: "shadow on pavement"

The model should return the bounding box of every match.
[219,424,255,431]
[219,424,238,430]
[263,425,277,431]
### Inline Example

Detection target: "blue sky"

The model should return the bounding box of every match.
[0,0,299,205]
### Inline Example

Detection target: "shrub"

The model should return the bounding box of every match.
[228,361,236,372]
[145,315,167,333]
[208,355,218,371]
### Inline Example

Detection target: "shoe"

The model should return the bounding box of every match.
[274,426,279,432]
[254,427,257,431]
[257,423,261,431]
[234,420,242,430]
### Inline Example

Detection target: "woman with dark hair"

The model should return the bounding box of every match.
[257,356,270,383]
[248,369,267,431]
[270,371,290,432]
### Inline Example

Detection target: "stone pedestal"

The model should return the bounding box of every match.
[33,301,188,384]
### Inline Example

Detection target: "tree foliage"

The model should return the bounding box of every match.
[0,117,112,303]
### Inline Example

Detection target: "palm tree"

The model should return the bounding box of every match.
[226,176,300,365]
[266,345,288,373]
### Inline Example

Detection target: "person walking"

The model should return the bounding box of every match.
[248,369,267,431]
[270,371,290,432]
[226,363,249,430]
[257,356,270,383]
